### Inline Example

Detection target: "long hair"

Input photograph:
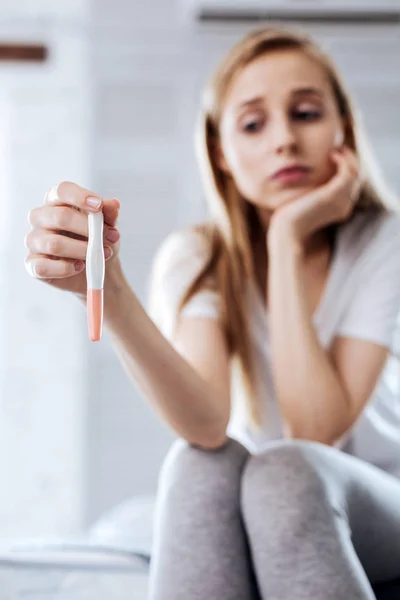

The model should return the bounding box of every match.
[153,26,399,428]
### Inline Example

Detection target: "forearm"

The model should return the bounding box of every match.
[268,227,350,443]
[77,261,228,448]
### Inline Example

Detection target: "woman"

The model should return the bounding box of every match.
[25,27,400,599]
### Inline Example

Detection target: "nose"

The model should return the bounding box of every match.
[268,114,297,155]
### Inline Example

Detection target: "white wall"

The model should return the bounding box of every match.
[0,0,398,537]
[0,1,91,537]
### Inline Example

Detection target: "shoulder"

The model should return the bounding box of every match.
[338,208,400,265]
[148,222,217,308]
[148,224,220,337]
[153,225,211,269]
[150,224,214,289]
[334,209,400,347]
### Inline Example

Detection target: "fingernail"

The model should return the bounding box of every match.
[104,247,113,259]
[106,228,120,243]
[86,196,102,209]
[74,260,85,272]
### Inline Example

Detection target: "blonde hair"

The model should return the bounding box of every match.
[152,26,399,428]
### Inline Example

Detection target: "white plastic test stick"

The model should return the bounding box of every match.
[86,212,105,342]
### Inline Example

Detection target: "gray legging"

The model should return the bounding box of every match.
[148,438,400,599]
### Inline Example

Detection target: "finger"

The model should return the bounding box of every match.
[29,205,88,238]
[25,255,86,280]
[341,146,360,176]
[350,177,362,202]
[330,150,361,208]
[323,150,352,195]
[102,198,120,228]
[28,204,120,244]
[25,230,87,260]
[337,149,361,194]
[25,230,113,261]
[26,246,114,281]
[44,182,103,213]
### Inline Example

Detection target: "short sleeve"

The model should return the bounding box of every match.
[336,212,400,348]
[146,228,221,341]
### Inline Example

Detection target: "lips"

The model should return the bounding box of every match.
[271,164,310,180]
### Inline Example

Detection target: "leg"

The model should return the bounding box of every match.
[148,438,260,600]
[241,440,400,599]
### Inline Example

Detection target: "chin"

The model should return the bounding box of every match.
[262,185,314,211]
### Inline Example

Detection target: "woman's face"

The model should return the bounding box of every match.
[218,49,345,218]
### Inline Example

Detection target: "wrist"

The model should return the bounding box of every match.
[104,258,125,294]
[268,215,304,259]
[103,259,128,316]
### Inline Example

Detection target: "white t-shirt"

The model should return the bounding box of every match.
[148,209,400,478]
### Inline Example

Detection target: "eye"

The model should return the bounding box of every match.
[242,119,264,133]
[292,109,322,121]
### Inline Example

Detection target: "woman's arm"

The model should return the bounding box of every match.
[91,261,231,449]
[265,148,392,445]
[267,221,388,445]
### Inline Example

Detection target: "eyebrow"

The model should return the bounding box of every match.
[236,87,325,110]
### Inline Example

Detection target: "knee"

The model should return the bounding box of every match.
[157,437,250,507]
[241,440,339,536]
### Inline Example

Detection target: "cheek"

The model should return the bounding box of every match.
[313,147,337,186]
[223,133,266,198]
[303,125,338,183]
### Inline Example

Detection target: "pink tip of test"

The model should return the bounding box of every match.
[87,288,103,342]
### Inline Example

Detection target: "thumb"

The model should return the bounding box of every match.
[102,198,120,228]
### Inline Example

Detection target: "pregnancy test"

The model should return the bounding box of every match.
[86,211,105,342]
